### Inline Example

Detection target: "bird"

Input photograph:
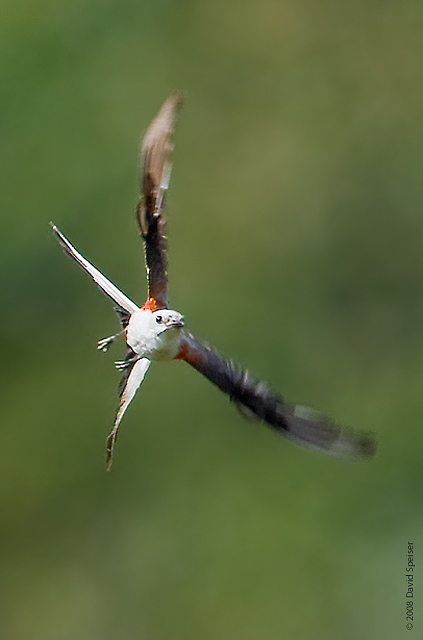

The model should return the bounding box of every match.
[51,95,376,470]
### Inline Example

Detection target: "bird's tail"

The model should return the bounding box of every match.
[50,223,139,318]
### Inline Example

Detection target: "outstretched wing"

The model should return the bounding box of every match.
[136,94,183,311]
[106,356,151,470]
[177,333,376,460]
[51,223,139,323]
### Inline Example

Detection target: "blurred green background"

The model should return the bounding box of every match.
[1,1,423,638]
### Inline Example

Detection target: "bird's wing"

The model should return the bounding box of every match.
[106,356,151,470]
[51,223,139,323]
[136,94,183,311]
[177,333,376,460]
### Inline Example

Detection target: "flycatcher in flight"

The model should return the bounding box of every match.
[51,95,376,470]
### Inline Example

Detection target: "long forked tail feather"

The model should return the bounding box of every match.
[106,357,151,470]
[50,223,139,316]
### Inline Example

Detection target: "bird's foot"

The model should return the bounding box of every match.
[115,357,137,371]
[98,331,124,352]
[97,336,115,352]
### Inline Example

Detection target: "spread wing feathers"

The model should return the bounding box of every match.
[136,94,183,310]
[178,333,376,460]
[106,356,151,470]
[113,306,131,330]
[51,223,139,321]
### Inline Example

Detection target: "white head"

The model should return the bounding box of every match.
[151,309,185,334]
[127,307,184,359]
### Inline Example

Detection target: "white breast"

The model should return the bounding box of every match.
[126,309,155,355]
[126,309,182,360]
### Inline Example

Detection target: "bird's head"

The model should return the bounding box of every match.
[127,307,185,359]
[151,309,184,335]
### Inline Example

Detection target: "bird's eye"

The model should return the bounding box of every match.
[156,315,162,324]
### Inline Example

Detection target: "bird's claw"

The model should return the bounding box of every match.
[115,360,129,370]
[115,355,138,370]
[97,336,114,352]
[98,330,126,351]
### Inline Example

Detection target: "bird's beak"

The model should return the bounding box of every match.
[168,316,184,328]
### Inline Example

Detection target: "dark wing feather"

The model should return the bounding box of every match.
[136,94,183,310]
[113,305,131,330]
[178,333,376,460]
